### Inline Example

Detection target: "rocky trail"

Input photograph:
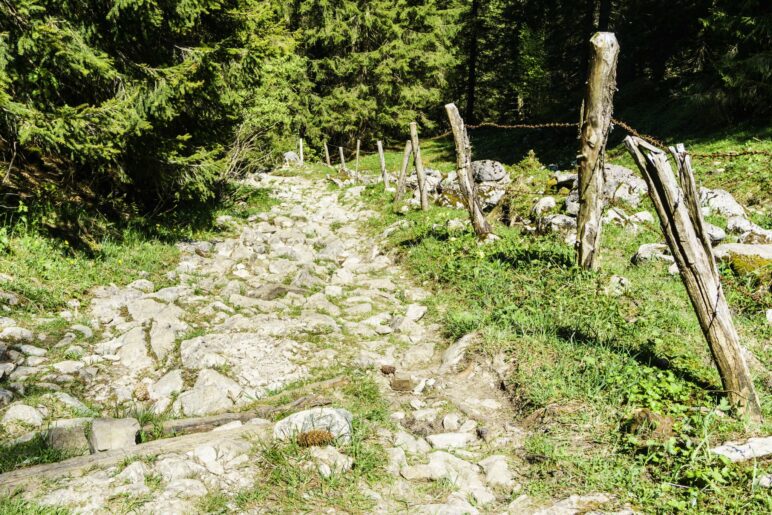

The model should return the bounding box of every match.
[0,170,638,514]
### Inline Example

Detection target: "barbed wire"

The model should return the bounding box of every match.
[325,117,771,161]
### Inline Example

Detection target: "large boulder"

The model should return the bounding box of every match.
[603,164,648,207]
[713,243,772,262]
[283,151,300,166]
[472,160,507,182]
[274,407,353,444]
[699,188,745,217]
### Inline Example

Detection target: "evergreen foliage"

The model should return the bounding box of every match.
[0,0,769,241]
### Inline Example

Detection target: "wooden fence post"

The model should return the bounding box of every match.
[338,146,346,173]
[409,122,429,210]
[394,140,412,205]
[355,139,361,174]
[625,137,762,422]
[324,141,332,169]
[444,103,492,238]
[576,32,619,270]
[377,141,390,188]
[299,138,304,166]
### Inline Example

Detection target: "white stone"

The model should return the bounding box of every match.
[478,455,515,489]
[195,369,243,401]
[127,279,155,293]
[393,431,431,454]
[630,211,654,224]
[274,407,353,443]
[150,369,184,400]
[116,326,154,371]
[711,436,772,462]
[385,447,407,476]
[1,327,35,343]
[194,444,224,475]
[2,404,44,427]
[88,418,139,452]
[308,445,354,477]
[176,385,234,417]
[18,343,46,356]
[52,360,83,374]
[405,304,428,322]
[426,432,474,450]
[116,461,148,484]
[443,413,461,431]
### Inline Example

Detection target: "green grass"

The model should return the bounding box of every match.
[353,127,771,513]
[0,491,69,515]
[0,434,78,474]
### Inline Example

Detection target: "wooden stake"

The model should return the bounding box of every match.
[355,139,361,174]
[394,140,412,205]
[625,137,762,422]
[377,141,390,188]
[444,103,492,238]
[324,141,332,169]
[576,32,619,270]
[339,146,346,173]
[299,138,304,165]
[409,122,429,210]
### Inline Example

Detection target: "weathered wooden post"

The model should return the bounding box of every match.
[394,140,412,205]
[576,32,619,270]
[299,138,304,166]
[338,146,346,173]
[409,122,429,210]
[445,103,492,238]
[625,137,762,422]
[324,141,332,169]
[355,139,361,174]
[377,141,390,188]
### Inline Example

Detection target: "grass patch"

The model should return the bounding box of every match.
[355,129,771,512]
[0,434,78,474]
[0,491,69,515]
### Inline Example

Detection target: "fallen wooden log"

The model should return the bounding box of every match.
[0,423,272,493]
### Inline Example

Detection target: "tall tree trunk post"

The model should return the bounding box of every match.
[393,140,412,206]
[465,0,480,122]
[355,139,361,175]
[409,122,429,211]
[299,138,304,166]
[576,31,619,270]
[338,146,346,173]
[377,140,390,188]
[324,141,332,169]
[625,137,762,422]
[445,103,492,238]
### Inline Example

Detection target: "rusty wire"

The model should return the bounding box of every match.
[330,117,771,161]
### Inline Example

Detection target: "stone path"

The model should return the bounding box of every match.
[0,170,626,513]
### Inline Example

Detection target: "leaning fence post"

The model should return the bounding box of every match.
[445,103,492,238]
[299,138,304,166]
[625,137,762,422]
[576,32,619,270]
[409,122,429,210]
[355,139,361,175]
[338,146,347,173]
[377,141,390,188]
[324,141,332,169]
[393,140,412,206]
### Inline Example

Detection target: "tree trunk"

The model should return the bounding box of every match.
[409,122,429,211]
[576,32,619,270]
[598,0,613,31]
[625,137,762,422]
[299,138,304,165]
[377,140,390,188]
[394,140,412,205]
[324,141,332,169]
[444,103,492,238]
[465,0,480,122]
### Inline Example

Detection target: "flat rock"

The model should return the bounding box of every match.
[308,445,354,477]
[176,385,234,417]
[274,407,353,444]
[1,327,35,343]
[711,436,772,462]
[426,432,474,450]
[88,418,139,452]
[150,369,185,400]
[2,403,44,427]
